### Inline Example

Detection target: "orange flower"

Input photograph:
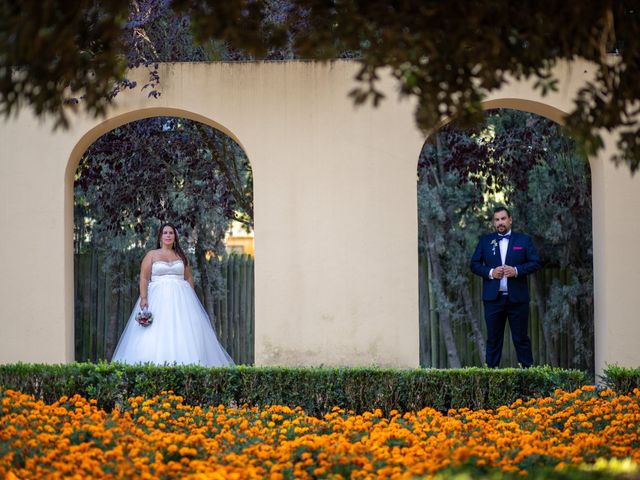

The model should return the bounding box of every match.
[1,387,640,479]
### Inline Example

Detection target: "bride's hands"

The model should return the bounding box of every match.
[140,298,148,310]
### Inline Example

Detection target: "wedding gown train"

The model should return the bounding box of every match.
[111,259,234,367]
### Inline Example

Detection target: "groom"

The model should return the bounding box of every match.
[470,206,541,368]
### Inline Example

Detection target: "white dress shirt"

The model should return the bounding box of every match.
[489,230,512,292]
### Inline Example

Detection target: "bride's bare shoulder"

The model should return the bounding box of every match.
[142,249,160,263]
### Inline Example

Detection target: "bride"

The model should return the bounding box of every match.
[111,223,234,367]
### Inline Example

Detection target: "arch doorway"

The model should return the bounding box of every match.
[70,111,255,364]
[418,108,594,374]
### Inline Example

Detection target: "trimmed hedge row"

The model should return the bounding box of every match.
[0,363,587,415]
[601,364,640,393]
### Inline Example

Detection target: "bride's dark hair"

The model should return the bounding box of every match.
[156,223,188,266]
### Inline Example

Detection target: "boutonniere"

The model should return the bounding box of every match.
[490,239,498,255]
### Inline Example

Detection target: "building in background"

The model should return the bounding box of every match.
[224,221,254,256]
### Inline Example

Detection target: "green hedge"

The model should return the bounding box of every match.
[0,363,587,416]
[601,365,640,393]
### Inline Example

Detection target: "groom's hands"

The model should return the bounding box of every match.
[503,266,517,278]
[492,266,504,279]
[492,266,517,279]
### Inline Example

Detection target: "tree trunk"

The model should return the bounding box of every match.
[424,227,461,368]
[420,159,461,367]
[418,253,431,366]
[105,285,120,360]
[573,273,594,373]
[460,286,486,365]
[195,242,218,331]
[530,273,558,366]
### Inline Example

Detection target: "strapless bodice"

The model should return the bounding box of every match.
[151,260,184,281]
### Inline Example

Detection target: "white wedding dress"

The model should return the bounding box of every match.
[111,260,234,367]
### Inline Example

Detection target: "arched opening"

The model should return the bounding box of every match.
[417,106,594,373]
[68,109,254,364]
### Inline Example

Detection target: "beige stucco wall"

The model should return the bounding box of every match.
[0,60,638,375]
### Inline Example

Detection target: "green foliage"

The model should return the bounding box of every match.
[0,363,587,416]
[74,115,253,282]
[0,0,130,129]
[3,1,640,170]
[75,117,253,244]
[602,365,640,393]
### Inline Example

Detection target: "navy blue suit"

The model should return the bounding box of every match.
[470,232,541,367]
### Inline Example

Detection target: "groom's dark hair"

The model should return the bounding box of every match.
[492,206,511,218]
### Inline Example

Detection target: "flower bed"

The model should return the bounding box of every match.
[1,386,639,479]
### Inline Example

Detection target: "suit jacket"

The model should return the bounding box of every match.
[470,231,541,303]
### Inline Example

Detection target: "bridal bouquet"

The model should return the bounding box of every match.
[136,308,153,327]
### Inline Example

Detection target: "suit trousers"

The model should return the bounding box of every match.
[484,293,533,368]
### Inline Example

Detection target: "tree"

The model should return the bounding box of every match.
[418,134,488,367]
[3,1,639,170]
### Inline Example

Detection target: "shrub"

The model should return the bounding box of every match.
[602,365,640,394]
[0,363,587,415]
